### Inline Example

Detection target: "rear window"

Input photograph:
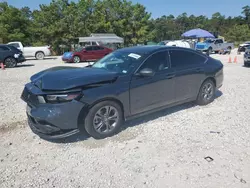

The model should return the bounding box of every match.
[8,43,20,48]
[7,45,21,52]
[0,46,10,51]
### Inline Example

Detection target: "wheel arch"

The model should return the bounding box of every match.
[35,51,45,56]
[204,77,216,87]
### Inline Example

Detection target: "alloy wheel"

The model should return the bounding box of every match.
[5,58,17,68]
[73,56,80,63]
[93,106,119,134]
[201,83,214,100]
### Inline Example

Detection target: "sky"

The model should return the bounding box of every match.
[5,0,250,18]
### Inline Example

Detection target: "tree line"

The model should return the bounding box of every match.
[0,0,250,54]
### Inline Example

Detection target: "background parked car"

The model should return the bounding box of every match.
[238,41,250,53]
[0,44,25,68]
[244,46,250,67]
[196,38,234,54]
[7,41,51,60]
[62,45,113,63]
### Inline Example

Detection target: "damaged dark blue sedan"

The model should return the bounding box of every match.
[21,46,223,139]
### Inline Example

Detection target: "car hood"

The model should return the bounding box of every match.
[62,52,73,58]
[30,66,118,91]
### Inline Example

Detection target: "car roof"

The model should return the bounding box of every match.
[116,45,170,54]
[116,45,200,55]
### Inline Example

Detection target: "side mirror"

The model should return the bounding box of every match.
[137,68,155,77]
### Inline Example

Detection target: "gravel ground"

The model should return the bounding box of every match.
[0,51,250,188]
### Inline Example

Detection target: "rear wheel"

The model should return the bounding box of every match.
[4,57,17,68]
[35,52,45,60]
[227,46,232,54]
[84,101,123,139]
[73,56,80,63]
[196,79,215,106]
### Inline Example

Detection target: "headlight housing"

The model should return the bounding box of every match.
[38,92,82,104]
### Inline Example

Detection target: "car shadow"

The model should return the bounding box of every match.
[242,65,250,68]
[45,90,223,144]
[25,57,58,61]
[15,64,35,68]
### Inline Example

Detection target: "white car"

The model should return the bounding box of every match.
[7,41,51,60]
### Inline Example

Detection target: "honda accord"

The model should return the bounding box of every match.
[21,46,223,139]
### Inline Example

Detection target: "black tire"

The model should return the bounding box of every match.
[227,46,232,54]
[73,56,80,63]
[208,47,213,54]
[4,57,17,68]
[35,52,45,60]
[196,79,216,106]
[244,61,249,67]
[84,101,123,139]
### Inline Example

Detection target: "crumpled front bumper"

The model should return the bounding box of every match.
[27,112,80,139]
[21,84,87,139]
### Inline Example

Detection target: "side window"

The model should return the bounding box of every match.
[218,39,223,44]
[139,51,170,73]
[0,46,10,51]
[170,50,206,68]
[92,46,103,50]
[85,46,93,51]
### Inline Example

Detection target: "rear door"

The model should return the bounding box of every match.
[169,49,207,102]
[130,50,176,115]
[0,46,12,61]
[214,39,223,51]
[82,46,94,61]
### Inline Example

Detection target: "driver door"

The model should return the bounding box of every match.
[129,50,176,115]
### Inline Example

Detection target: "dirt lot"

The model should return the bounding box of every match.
[0,51,250,188]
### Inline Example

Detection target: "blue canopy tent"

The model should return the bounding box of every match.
[182,28,215,38]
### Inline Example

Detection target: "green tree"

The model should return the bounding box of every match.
[0,2,31,44]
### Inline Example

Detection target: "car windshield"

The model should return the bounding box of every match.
[205,39,214,43]
[92,51,143,74]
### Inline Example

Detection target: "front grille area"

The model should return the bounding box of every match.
[21,87,39,106]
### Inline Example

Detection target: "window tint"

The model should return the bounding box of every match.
[139,51,169,72]
[85,46,93,51]
[0,46,10,51]
[218,39,223,43]
[170,50,206,68]
[92,46,104,50]
[8,45,20,52]
[8,43,20,48]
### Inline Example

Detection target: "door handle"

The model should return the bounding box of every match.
[196,68,203,73]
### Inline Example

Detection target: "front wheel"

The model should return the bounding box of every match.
[196,79,215,106]
[4,57,17,68]
[84,101,123,139]
[208,47,213,55]
[73,56,80,63]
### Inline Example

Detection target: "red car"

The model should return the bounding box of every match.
[62,45,113,63]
